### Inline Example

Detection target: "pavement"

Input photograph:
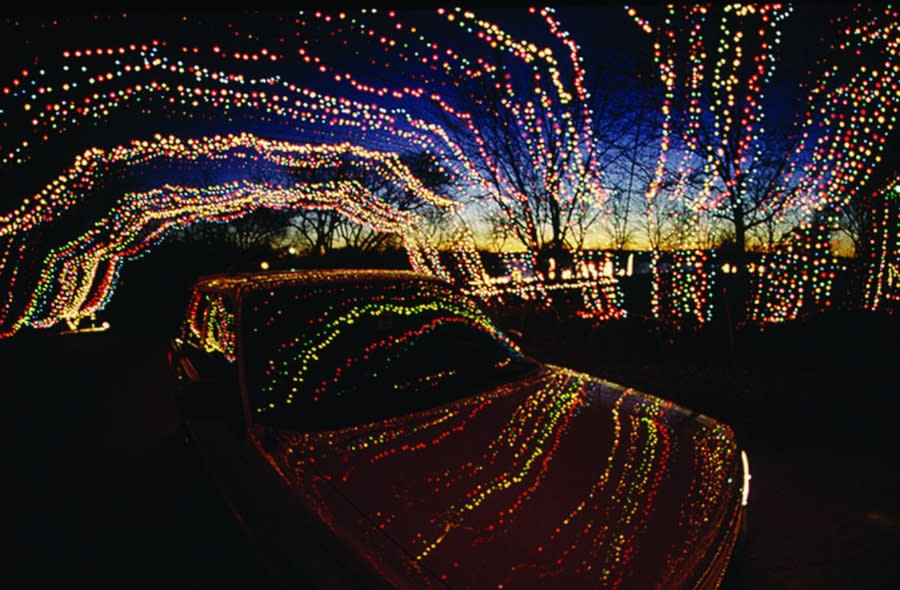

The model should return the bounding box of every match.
[8,330,270,588]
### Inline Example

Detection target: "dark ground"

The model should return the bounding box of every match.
[5,273,899,588]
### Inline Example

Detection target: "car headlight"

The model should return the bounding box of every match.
[740,449,751,507]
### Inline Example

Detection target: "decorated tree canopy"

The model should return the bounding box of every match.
[0,5,896,337]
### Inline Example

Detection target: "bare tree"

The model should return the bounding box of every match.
[632,4,804,269]
[596,73,666,250]
[171,166,292,253]
[433,44,608,257]
[288,208,345,256]
[701,129,802,264]
[285,150,453,256]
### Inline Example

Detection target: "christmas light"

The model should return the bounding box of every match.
[864,175,900,311]
[651,250,716,324]
[0,6,895,336]
[749,4,898,321]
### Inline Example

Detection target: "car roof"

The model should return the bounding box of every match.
[193,269,447,299]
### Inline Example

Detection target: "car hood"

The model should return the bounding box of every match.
[256,366,744,590]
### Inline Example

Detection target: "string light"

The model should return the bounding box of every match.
[0,6,895,336]
[749,3,898,322]
[630,3,897,323]
[651,250,716,324]
[864,175,900,311]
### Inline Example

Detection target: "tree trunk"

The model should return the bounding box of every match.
[732,205,749,321]
[548,196,565,252]
[734,209,747,268]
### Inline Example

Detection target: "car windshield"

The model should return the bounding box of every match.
[241,277,538,431]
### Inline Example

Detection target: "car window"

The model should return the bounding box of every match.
[241,278,536,431]
[181,290,237,362]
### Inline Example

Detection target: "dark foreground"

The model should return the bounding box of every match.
[6,306,899,589]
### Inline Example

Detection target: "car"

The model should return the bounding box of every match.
[169,269,750,590]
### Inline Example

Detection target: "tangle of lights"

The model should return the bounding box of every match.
[864,175,900,311]
[630,3,897,323]
[0,6,896,336]
[651,250,716,325]
[571,250,627,321]
[0,8,625,337]
[750,3,898,322]
[626,3,789,323]
[0,132,470,338]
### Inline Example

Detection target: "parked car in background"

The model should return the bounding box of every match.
[169,269,750,589]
